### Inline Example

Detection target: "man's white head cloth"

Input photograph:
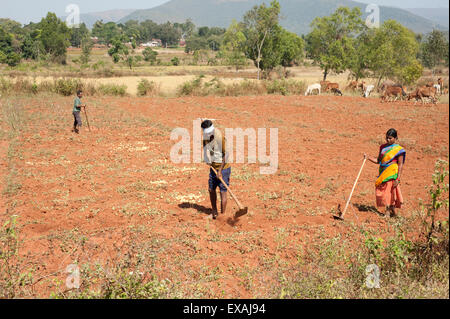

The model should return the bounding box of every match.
[203,123,215,139]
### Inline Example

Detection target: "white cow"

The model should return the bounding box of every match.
[363,85,375,98]
[434,84,441,95]
[305,83,321,96]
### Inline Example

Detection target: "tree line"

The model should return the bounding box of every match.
[0,1,449,86]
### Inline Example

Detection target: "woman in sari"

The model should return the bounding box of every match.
[364,129,406,217]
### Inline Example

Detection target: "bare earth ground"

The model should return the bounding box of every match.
[0,94,448,298]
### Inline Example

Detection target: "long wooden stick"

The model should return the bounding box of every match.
[341,158,367,218]
[83,107,91,132]
[210,166,245,210]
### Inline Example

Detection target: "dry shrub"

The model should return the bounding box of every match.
[137,79,160,97]
[0,77,125,97]
[53,78,82,96]
[0,77,38,95]
[221,80,266,96]
[97,84,128,96]
[265,79,307,96]
[176,76,307,97]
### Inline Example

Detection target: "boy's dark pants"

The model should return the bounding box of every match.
[73,111,82,129]
[209,167,231,217]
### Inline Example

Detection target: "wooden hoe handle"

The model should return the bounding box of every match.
[341,158,367,218]
[210,166,244,210]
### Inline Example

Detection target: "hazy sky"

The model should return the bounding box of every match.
[357,0,449,8]
[1,0,168,23]
[1,0,449,24]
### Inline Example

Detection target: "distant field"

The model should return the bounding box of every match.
[1,48,448,99]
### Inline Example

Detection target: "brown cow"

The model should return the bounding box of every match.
[347,80,365,91]
[407,86,437,105]
[320,80,330,90]
[381,85,407,103]
[347,80,358,90]
[379,79,395,92]
[325,82,339,92]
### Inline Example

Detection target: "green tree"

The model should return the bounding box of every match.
[21,30,43,60]
[279,28,304,70]
[123,20,141,44]
[420,30,449,72]
[5,52,21,67]
[39,12,71,63]
[306,7,364,81]
[108,38,129,64]
[0,26,21,66]
[348,27,373,80]
[207,35,222,51]
[241,0,281,80]
[185,36,209,53]
[171,56,180,66]
[139,20,159,43]
[70,23,90,47]
[258,25,284,74]
[80,37,93,65]
[93,21,123,45]
[198,26,210,37]
[0,26,13,55]
[156,22,181,47]
[179,19,195,39]
[126,56,135,69]
[142,47,158,64]
[0,19,23,37]
[222,20,247,71]
[367,20,422,85]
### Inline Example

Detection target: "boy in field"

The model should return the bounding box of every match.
[201,120,231,220]
[72,90,86,134]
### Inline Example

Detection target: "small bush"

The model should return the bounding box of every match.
[266,79,288,95]
[37,80,54,94]
[6,53,21,67]
[265,79,307,96]
[95,67,115,77]
[53,78,82,96]
[97,84,127,96]
[0,77,40,95]
[222,80,265,96]
[0,215,33,298]
[177,75,205,96]
[143,48,158,64]
[91,61,105,71]
[137,79,158,97]
[171,57,180,66]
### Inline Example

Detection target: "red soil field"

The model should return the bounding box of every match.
[1,94,448,298]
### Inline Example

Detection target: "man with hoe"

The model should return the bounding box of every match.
[201,120,231,220]
[72,90,87,134]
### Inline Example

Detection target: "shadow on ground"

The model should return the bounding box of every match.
[178,202,213,216]
[354,203,385,216]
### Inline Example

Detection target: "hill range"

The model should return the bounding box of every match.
[117,0,448,35]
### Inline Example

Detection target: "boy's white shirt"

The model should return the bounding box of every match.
[203,129,224,164]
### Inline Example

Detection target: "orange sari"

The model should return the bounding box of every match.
[376,180,403,208]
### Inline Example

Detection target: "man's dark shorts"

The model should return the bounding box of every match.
[73,111,82,127]
[209,167,231,192]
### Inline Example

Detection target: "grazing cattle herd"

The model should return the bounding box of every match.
[304,77,447,105]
